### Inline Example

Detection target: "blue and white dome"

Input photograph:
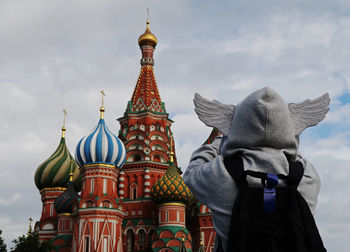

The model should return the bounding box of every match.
[75,108,126,168]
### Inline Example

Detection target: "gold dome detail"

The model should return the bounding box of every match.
[138,21,158,47]
[151,162,193,204]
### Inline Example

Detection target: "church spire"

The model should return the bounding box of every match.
[129,18,164,113]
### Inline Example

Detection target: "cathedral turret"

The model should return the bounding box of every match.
[34,120,81,191]
[117,19,178,252]
[51,164,79,251]
[73,91,126,252]
[150,148,193,252]
[34,110,81,242]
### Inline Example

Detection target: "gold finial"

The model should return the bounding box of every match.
[62,109,67,138]
[147,8,150,24]
[100,90,106,119]
[169,133,174,163]
[69,160,74,182]
[27,217,33,236]
[145,9,150,33]
[138,9,157,47]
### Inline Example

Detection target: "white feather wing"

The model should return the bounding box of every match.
[193,93,235,136]
[288,93,330,135]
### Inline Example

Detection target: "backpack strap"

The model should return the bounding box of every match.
[223,155,247,187]
[287,159,304,186]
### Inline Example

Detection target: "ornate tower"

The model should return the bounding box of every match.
[51,162,79,251]
[34,112,81,242]
[117,21,177,251]
[151,150,194,252]
[73,96,126,252]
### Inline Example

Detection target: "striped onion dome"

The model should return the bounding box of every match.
[34,127,81,191]
[151,161,193,204]
[54,174,79,214]
[75,107,126,168]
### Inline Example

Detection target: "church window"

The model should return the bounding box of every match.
[177,210,180,222]
[126,230,134,252]
[85,236,90,252]
[103,178,107,194]
[103,236,108,252]
[138,229,145,243]
[90,179,94,194]
[103,201,111,208]
[86,201,94,208]
[166,210,169,222]
[133,154,141,162]
[130,183,138,200]
[50,204,53,217]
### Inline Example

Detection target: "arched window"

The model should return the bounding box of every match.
[130,183,138,200]
[86,200,94,208]
[126,230,134,252]
[138,229,146,243]
[133,154,141,162]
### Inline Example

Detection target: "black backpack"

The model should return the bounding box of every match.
[217,155,326,252]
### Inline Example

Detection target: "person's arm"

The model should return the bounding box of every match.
[184,136,237,212]
[296,154,321,215]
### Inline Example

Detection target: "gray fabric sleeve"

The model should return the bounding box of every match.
[183,136,237,212]
[296,154,321,215]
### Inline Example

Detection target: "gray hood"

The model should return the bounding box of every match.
[222,87,297,158]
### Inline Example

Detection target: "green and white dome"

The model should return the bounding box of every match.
[34,127,81,191]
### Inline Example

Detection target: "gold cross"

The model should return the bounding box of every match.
[27,217,33,236]
[147,8,150,23]
[100,90,106,107]
[62,109,67,127]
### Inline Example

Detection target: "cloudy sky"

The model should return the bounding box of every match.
[1,0,350,250]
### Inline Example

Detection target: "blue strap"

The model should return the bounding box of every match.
[263,174,279,214]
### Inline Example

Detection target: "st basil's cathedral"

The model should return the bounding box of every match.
[33,20,217,252]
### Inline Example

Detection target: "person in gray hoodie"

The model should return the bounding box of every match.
[183,87,330,251]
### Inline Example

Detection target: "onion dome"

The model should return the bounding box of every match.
[34,126,81,191]
[75,105,126,168]
[54,166,79,214]
[138,21,158,47]
[151,161,193,204]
